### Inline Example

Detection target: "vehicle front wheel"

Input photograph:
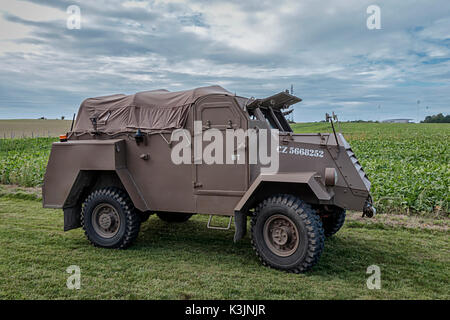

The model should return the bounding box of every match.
[251,195,325,273]
[81,187,141,249]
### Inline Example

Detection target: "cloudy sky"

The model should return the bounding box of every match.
[0,0,449,122]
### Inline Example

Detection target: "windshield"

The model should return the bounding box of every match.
[251,107,293,132]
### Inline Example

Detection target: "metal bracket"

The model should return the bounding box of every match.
[326,112,340,148]
[319,133,327,146]
[281,135,292,145]
[203,120,211,130]
[159,132,171,146]
[193,181,203,188]
[207,215,233,230]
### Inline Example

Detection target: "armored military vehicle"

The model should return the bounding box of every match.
[43,85,375,273]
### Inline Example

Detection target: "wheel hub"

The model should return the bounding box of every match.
[271,226,291,246]
[99,213,113,229]
[92,203,121,238]
[263,215,299,257]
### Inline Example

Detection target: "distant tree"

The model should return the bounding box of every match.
[421,113,450,123]
[347,120,375,123]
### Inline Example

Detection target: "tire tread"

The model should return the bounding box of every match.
[81,187,140,249]
[251,194,325,273]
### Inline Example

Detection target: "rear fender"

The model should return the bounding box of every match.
[42,139,149,230]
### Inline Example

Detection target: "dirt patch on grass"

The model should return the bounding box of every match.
[347,211,449,232]
[0,184,42,201]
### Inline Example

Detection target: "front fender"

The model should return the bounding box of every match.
[234,172,332,213]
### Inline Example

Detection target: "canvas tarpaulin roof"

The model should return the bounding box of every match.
[72,85,232,134]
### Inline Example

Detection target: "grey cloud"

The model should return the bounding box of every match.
[0,0,449,121]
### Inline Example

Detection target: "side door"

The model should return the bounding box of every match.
[193,96,249,214]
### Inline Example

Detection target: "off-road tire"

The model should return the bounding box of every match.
[156,212,193,223]
[81,187,141,249]
[321,208,346,237]
[251,194,325,273]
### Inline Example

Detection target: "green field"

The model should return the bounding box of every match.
[293,123,450,216]
[0,121,448,300]
[1,122,448,216]
[0,196,448,299]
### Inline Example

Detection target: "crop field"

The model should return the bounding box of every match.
[292,122,449,216]
[0,119,72,139]
[0,121,448,300]
[0,137,55,187]
[1,121,448,216]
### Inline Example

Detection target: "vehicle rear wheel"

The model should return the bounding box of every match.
[157,212,193,223]
[251,194,325,273]
[321,207,346,237]
[81,187,140,249]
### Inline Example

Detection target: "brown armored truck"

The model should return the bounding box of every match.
[43,85,375,273]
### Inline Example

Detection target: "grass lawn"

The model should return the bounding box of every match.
[0,197,448,300]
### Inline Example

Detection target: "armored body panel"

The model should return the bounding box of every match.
[43,85,375,273]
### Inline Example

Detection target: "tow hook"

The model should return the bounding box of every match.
[362,197,376,218]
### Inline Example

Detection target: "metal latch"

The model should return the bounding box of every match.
[203,120,211,130]
[193,181,203,188]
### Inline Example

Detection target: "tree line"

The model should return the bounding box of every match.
[421,113,450,123]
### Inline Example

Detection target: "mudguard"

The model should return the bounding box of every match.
[234,172,332,213]
[232,172,332,242]
[42,139,148,212]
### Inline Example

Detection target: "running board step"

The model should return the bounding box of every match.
[207,215,233,230]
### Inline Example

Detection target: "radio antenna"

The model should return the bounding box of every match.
[70,113,76,132]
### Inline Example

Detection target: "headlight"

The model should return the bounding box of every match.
[325,168,338,186]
